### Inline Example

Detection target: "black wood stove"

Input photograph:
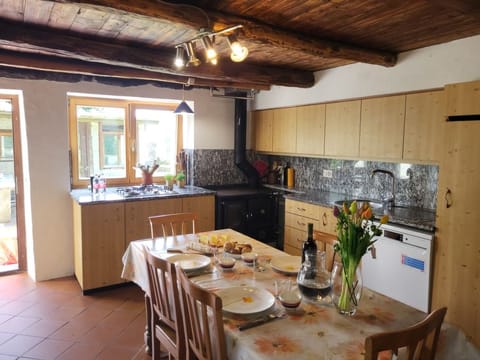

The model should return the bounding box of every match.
[208,186,280,248]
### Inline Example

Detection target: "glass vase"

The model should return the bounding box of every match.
[331,260,363,316]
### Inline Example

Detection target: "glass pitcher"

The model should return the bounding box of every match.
[297,250,332,304]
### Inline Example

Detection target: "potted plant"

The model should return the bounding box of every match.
[164,174,174,190]
[176,171,186,188]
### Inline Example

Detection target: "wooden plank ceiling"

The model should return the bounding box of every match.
[0,0,479,90]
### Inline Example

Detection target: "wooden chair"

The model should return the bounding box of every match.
[149,212,198,239]
[177,267,228,360]
[145,250,186,359]
[313,230,339,272]
[364,307,447,360]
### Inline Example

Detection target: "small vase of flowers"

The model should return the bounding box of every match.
[332,200,388,315]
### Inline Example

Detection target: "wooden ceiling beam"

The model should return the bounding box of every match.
[59,0,397,67]
[0,49,270,90]
[0,19,312,88]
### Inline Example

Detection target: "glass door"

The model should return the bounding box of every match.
[0,95,25,273]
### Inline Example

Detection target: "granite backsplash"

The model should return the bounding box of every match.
[185,149,438,211]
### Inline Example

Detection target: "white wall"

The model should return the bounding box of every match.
[253,34,480,110]
[0,78,234,281]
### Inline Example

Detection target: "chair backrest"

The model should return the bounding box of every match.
[149,212,198,239]
[364,307,447,360]
[145,250,185,359]
[313,230,338,272]
[177,267,227,360]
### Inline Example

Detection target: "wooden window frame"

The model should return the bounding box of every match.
[69,96,183,189]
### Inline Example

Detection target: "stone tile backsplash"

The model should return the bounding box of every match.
[261,155,438,210]
[187,149,438,210]
[187,149,251,187]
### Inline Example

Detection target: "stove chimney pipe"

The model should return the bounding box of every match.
[234,96,259,187]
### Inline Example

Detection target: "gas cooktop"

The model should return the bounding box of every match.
[116,185,177,198]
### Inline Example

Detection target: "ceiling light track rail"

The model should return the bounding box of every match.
[174,25,249,68]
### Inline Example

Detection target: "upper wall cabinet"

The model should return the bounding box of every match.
[273,107,297,153]
[403,90,445,162]
[325,100,361,157]
[253,109,273,152]
[445,80,480,116]
[296,104,325,155]
[360,95,406,159]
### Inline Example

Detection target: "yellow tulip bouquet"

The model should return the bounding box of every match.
[333,200,388,314]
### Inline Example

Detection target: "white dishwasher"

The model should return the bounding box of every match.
[361,223,434,313]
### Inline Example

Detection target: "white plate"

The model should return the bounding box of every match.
[271,255,302,275]
[167,254,211,272]
[216,286,275,314]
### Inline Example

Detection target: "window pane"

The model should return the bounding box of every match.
[75,105,126,179]
[135,108,177,177]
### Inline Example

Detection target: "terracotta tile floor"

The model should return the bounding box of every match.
[0,272,151,359]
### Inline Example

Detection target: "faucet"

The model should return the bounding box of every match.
[371,169,395,208]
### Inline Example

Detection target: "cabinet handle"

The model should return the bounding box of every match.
[296,238,302,243]
[297,220,306,226]
[322,212,327,226]
[445,188,452,208]
[296,207,306,212]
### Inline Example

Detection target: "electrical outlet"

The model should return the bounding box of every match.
[323,169,333,178]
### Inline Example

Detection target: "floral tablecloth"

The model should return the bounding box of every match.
[121,229,479,360]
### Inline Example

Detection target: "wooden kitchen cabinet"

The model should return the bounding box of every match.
[125,198,182,245]
[403,90,445,162]
[360,95,406,159]
[73,194,215,292]
[432,119,480,348]
[253,109,273,152]
[445,80,480,116]
[182,195,215,232]
[296,104,325,155]
[325,100,361,157]
[272,107,297,153]
[73,201,125,291]
[284,199,336,255]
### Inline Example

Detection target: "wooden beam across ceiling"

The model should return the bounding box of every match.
[0,49,270,90]
[0,19,313,89]
[59,0,397,67]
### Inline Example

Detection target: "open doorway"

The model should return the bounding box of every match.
[0,94,25,274]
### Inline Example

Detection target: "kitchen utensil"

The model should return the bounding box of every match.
[237,308,286,331]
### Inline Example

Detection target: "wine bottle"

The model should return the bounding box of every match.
[302,223,317,275]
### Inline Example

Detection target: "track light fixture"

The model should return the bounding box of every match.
[227,34,249,62]
[184,42,201,67]
[174,46,185,68]
[201,35,217,64]
[173,25,248,68]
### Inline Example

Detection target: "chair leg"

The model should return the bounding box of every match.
[144,294,152,355]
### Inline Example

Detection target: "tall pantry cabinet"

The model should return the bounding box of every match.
[432,80,480,347]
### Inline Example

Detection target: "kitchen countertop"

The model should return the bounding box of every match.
[70,185,215,205]
[274,186,436,233]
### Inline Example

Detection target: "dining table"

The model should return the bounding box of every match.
[121,228,479,360]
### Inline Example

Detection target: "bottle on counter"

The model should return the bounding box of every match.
[301,223,317,277]
[99,173,107,193]
[283,163,290,186]
[287,166,295,188]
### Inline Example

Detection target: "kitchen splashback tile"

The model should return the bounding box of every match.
[259,155,438,210]
[188,149,253,186]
